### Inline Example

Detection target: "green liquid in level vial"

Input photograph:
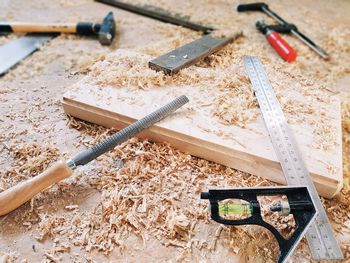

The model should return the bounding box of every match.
[219,203,253,216]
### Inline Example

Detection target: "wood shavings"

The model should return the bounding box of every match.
[0,252,18,263]
[88,49,262,128]
[2,33,110,82]
[208,225,223,250]
[166,212,190,239]
[312,124,338,151]
[90,51,171,88]
[64,205,79,211]
[0,143,60,191]
[0,0,350,262]
[25,136,276,261]
[213,77,259,128]
[44,252,60,263]
[36,214,63,241]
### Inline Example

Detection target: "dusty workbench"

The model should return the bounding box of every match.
[0,0,349,262]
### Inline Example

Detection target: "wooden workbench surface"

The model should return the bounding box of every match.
[0,0,349,262]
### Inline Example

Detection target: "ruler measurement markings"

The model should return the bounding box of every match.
[251,57,341,258]
[249,59,302,184]
[243,56,343,260]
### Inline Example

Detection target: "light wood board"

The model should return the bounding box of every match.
[62,49,343,198]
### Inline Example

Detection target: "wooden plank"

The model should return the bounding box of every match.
[149,34,239,75]
[62,49,343,198]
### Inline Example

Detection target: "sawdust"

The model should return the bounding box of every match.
[128,0,350,87]
[88,42,339,152]
[29,132,281,262]
[0,252,18,263]
[2,34,110,82]
[0,143,60,191]
[0,0,350,262]
[212,74,258,128]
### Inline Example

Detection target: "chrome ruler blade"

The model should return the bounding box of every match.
[243,56,343,260]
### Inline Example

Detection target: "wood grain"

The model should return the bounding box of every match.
[62,50,343,198]
[0,161,72,216]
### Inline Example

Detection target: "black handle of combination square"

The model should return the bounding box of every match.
[201,187,316,263]
[237,2,268,12]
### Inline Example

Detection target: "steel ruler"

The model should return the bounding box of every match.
[243,56,343,260]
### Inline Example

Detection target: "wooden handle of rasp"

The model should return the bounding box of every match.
[7,22,78,33]
[0,161,72,216]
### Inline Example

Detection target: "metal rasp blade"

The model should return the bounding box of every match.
[149,34,240,75]
[0,34,55,76]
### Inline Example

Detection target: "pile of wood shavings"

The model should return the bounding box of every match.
[88,49,262,129]
[33,118,334,262]
[29,121,287,262]
[0,1,349,262]
[199,36,340,151]
[212,74,258,128]
[2,34,109,82]
[89,51,171,89]
[88,44,338,150]
[88,50,241,90]
[0,143,60,191]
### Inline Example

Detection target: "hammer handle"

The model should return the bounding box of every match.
[0,161,72,216]
[0,22,99,35]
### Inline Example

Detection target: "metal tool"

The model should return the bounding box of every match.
[96,0,242,75]
[0,12,116,45]
[0,34,55,76]
[243,56,343,260]
[201,186,317,263]
[96,0,214,33]
[237,2,329,59]
[0,12,115,76]
[0,95,189,216]
[149,34,239,75]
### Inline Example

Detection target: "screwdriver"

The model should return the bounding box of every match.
[256,21,297,62]
[0,95,189,216]
[237,2,329,59]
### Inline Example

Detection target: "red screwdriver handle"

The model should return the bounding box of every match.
[266,31,297,62]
